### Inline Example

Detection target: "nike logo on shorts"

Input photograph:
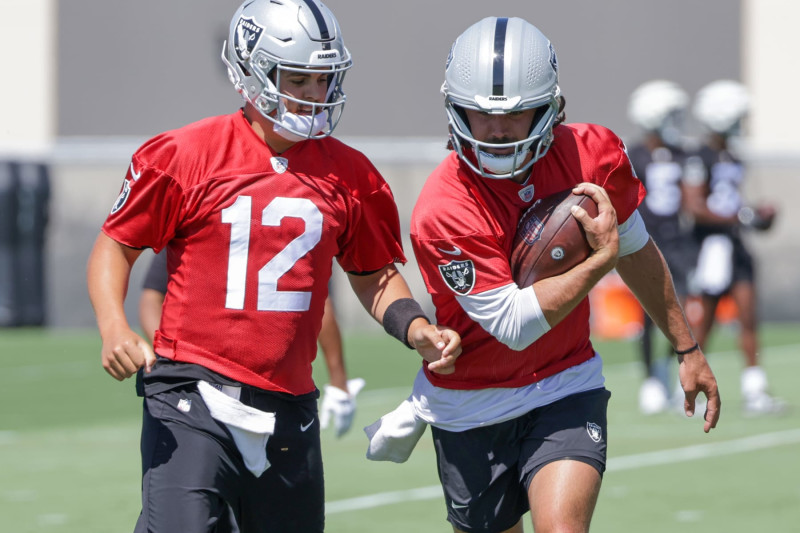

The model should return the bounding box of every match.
[300,420,314,432]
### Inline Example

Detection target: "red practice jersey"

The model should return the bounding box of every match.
[411,123,645,390]
[103,111,405,395]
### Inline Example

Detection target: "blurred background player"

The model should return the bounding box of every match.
[626,80,697,414]
[138,250,365,437]
[684,79,786,416]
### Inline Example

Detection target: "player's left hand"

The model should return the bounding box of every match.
[320,378,366,437]
[678,347,721,433]
[408,321,462,375]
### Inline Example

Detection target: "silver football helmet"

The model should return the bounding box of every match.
[442,17,561,180]
[627,80,688,146]
[222,0,352,140]
[693,80,750,136]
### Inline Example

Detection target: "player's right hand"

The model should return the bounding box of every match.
[677,348,721,433]
[101,326,156,381]
[570,183,619,269]
[409,321,461,375]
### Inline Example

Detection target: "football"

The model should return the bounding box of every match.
[510,188,598,287]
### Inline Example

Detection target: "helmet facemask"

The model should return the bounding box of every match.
[445,94,560,180]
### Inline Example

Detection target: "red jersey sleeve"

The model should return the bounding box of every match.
[102,144,184,253]
[328,148,407,273]
[335,166,406,273]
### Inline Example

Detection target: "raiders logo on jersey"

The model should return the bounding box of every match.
[438,259,475,295]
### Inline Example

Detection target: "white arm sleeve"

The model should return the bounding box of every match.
[456,283,550,351]
[618,209,650,257]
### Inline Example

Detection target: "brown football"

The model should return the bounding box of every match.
[510,188,598,287]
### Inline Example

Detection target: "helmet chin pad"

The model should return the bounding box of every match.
[476,143,534,177]
[273,109,329,142]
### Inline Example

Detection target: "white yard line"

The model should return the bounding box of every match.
[326,428,800,514]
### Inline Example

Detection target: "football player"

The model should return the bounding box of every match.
[626,80,697,414]
[685,79,785,416]
[86,1,460,532]
[402,17,719,533]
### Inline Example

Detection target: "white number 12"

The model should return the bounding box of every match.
[221,195,322,312]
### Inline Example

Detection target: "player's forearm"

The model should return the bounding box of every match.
[616,240,695,350]
[87,233,140,336]
[347,264,414,324]
[533,251,615,328]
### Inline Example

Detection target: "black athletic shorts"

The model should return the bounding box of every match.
[135,381,323,533]
[431,388,611,533]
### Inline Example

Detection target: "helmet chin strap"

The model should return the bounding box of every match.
[273,109,328,142]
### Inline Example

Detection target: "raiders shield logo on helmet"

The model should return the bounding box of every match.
[439,259,475,295]
[234,16,264,61]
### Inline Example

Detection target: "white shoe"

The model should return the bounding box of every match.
[741,366,787,416]
[639,377,670,415]
[743,392,787,417]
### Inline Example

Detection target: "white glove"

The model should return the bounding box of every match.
[319,378,366,438]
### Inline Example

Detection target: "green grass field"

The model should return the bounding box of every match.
[2,324,799,532]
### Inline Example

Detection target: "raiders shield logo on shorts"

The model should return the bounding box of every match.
[586,422,602,443]
[439,260,475,295]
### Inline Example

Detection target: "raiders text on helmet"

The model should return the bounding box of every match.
[442,17,561,180]
[221,0,352,140]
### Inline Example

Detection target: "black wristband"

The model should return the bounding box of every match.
[383,298,430,349]
[674,342,700,356]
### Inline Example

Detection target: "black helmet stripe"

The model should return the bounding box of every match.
[300,0,332,49]
[492,17,508,96]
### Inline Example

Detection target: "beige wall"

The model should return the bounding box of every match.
[744,0,800,155]
[0,0,56,155]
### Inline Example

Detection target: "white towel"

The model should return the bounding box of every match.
[364,396,427,463]
[695,234,733,296]
[198,381,276,477]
